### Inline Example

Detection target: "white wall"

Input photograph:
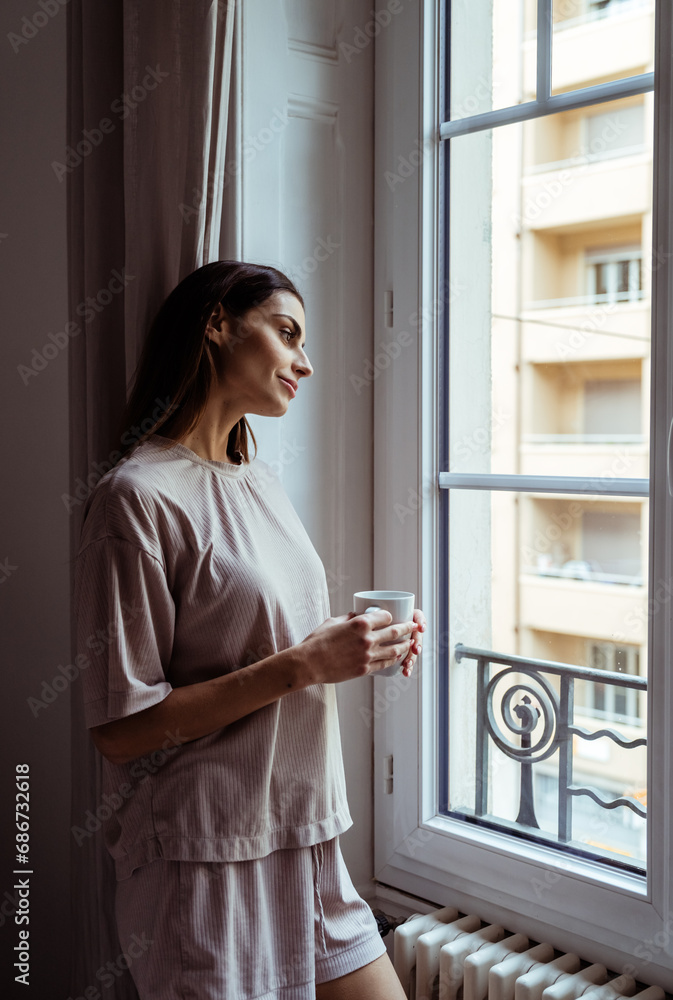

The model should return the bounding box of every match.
[0,2,71,995]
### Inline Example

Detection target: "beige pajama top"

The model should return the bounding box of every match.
[73,435,352,880]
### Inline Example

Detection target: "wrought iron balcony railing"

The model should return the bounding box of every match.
[452,644,647,871]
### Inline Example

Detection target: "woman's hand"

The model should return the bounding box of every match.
[400,608,427,678]
[297,608,427,685]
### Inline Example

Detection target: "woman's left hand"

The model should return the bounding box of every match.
[401,609,427,677]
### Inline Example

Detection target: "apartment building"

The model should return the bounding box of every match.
[487,0,654,864]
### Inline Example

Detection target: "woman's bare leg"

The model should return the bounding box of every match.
[315,951,407,1000]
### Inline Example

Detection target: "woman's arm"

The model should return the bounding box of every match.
[91,608,418,765]
[91,644,309,765]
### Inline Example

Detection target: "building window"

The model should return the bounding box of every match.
[585,104,645,157]
[580,641,642,722]
[586,248,644,304]
[583,378,641,436]
[589,0,643,17]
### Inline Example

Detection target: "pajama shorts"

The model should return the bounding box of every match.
[113,834,387,999]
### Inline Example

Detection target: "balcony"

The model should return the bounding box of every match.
[519,572,646,643]
[520,152,651,232]
[519,300,649,363]
[519,437,648,479]
[452,643,647,871]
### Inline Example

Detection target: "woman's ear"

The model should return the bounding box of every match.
[205,302,231,345]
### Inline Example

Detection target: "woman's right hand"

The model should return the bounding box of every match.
[297,610,416,685]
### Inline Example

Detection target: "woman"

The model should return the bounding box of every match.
[74,260,426,999]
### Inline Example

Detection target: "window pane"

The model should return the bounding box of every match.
[551,0,654,97]
[446,489,648,871]
[586,105,645,152]
[584,379,641,435]
[448,1,536,119]
[447,97,652,476]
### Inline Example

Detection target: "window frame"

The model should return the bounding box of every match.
[372,0,673,988]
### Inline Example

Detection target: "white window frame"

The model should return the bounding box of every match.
[373,0,673,988]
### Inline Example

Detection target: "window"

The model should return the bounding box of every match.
[374,0,673,988]
[589,0,644,17]
[583,377,642,437]
[580,641,642,722]
[585,104,645,156]
[586,248,644,304]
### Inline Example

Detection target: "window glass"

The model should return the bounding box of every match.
[586,104,645,153]
[583,379,641,436]
[448,1,534,119]
[444,0,654,875]
[447,488,648,870]
[448,111,651,472]
[551,0,654,96]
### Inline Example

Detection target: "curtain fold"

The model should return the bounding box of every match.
[67,3,236,994]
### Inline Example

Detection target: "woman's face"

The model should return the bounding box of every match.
[208,290,312,417]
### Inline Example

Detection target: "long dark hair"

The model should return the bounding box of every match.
[114,260,304,464]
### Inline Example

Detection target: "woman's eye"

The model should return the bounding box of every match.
[281,329,295,341]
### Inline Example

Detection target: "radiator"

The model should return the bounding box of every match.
[392,906,666,1000]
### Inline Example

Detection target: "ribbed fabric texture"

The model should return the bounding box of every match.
[73,435,352,879]
[113,837,386,998]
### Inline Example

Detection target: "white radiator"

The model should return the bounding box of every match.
[392,906,666,1000]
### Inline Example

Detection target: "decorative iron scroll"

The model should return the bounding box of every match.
[454,643,647,848]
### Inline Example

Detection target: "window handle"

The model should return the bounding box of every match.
[668,417,673,497]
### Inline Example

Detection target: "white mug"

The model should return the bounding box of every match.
[353,590,415,677]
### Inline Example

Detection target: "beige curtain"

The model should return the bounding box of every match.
[66,2,237,994]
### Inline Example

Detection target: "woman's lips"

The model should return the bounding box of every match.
[278,377,296,398]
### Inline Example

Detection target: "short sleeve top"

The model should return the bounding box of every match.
[73,435,352,880]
